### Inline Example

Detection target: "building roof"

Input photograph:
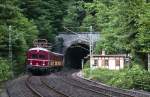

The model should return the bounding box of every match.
[85,54,127,59]
[93,54,127,57]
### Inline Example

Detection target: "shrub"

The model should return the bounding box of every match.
[0,58,12,81]
[83,64,150,92]
[127,65,150,91]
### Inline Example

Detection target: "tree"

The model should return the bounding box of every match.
[80,0,150,68]
[0,0,38,75]
[63,1,86,30]
[20,0,68,42]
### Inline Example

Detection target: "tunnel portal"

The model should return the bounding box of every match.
[64,43,89,69]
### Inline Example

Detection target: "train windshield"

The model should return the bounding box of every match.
[31,54,46,59]
[39,54,46,59]
[32,54,38,59]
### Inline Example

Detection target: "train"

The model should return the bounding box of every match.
[26,39,64,74]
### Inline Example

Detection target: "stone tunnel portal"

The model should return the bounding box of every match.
[64,43,89,69]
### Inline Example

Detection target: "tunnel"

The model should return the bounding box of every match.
[64,43,89,69]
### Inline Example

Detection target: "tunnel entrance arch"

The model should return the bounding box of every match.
[56,32,100,69]
[64,43,89,69]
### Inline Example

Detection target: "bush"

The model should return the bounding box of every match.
[83,61,90,69]
[0,58,12,81]
[83,64,150,92]
[126,65,150,91]
[84,68,118,83]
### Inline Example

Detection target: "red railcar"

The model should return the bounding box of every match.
[26,47,63,73]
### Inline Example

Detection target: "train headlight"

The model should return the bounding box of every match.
[30,61,32,65]
[36,63,39,66]
[43,61,45,66]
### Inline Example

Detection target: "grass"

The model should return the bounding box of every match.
[83,65,150,92]
[83,68,118,83]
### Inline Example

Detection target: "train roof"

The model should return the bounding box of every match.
[52,52,63,56]
[29,47,49,52]
[28,47,63,56]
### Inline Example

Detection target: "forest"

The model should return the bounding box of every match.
[0,0,149,81]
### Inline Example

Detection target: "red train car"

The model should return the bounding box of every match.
[26,47,63,73]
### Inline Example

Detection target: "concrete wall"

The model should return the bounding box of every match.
[57,32,100,54]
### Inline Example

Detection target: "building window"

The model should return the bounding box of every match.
[102,59,109,67]
[105,59,109,66]
[115,59,120,66]
[94,59,98,66]
[102,59,105,66]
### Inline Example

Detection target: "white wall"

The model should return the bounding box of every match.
[91,56,125,70]
[109,58,115,70]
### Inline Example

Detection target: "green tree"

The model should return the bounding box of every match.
[20,0,68,42]
[0,0,38,75]
[63,1,86,31]
[81,0,149,67]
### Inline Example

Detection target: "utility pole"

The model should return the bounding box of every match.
[89,26,93,78]
[148,53,150,72]
[9,26,14,78]
[81,59,84,72]
[89,26,93,69]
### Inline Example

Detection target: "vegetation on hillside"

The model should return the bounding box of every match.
[0,0,38,76]
[0,0,69,79]
[89,0,149,67]
[63,0,149,68]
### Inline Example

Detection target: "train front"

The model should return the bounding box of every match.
[26,47,49,74]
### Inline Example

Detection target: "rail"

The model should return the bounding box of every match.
[26,76,44,97]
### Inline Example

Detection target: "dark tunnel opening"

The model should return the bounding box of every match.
[64,43,89,69]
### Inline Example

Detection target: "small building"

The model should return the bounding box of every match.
[90,52,129,70]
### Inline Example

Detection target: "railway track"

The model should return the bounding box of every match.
[45,73,112,97]
[61,76,135,97]
[40,78,70,97]
[26,76,70,97]
[59,77,113,97]
[53,70,135,97]
[6,76,38,97]
[25,76,44,97]
[72,72,150,97]
[6,70,149,97]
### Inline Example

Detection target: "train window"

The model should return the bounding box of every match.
[39,55,45,59]
[32,54,38,59]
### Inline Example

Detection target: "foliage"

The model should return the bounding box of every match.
[63,1,86,31]
[81,0,150,68]
[83,60,90,68]
[83,68,118,83]
[0,58,11,81]
[0,0,70,76]
[83,64,150,91]
[20,0,68,41]
[0,0,38,75]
